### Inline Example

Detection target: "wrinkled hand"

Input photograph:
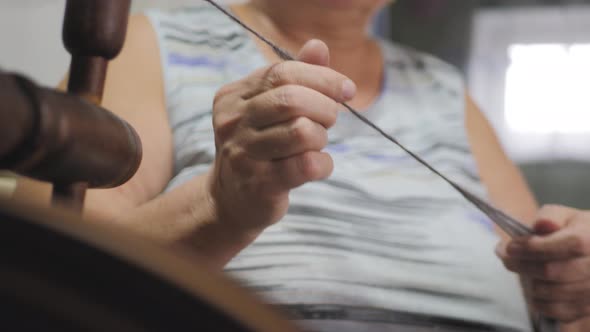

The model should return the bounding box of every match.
[207,39,356,237]
[497,205,590,323]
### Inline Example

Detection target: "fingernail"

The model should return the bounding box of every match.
[341,80,357,100]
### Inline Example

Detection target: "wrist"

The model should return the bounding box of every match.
[185,170,261,268]
[203,165,267,240]
[189,218,260,269]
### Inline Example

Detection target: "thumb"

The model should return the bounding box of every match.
[533,219,562,235]
[297,39,330,66]
[533,205,578,235]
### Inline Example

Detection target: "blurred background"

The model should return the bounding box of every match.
[1,0,589,208]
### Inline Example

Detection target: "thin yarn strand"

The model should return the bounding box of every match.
[203,3,555,329]
[202,0,533,237]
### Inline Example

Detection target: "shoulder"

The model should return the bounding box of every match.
[144,4,248,46]
[142,4,254,76]
[379,40,465,94]
[145,3,226,25]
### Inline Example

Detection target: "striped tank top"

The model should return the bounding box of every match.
[146,5,531,332]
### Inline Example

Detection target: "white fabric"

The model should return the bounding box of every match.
[147,5,531,331]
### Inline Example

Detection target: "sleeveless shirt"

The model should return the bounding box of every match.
[146,5,531,332]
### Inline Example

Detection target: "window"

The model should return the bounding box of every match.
[468,7,590,161]
[505,43,590,134]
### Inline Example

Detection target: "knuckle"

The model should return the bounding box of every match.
[213,113,240,142]
[240,137,259,156]
[228,148,256,175]
[289,117,314,145]
[297,152,320,179]
[212,116,228,139]
[275,85,299,111]
[325,101,340,127]
[266,62,290,87]
[502,259,517,272]
[226,146,247,164]
[296,152,332,181]
[212,112,225,129]
[541,262,562,280]
[315,69,341,96]
[568,235,587,256]
[325,154,335,175]
[213,83,236,108]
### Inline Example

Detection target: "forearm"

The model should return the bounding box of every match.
[465,94,538,231]
[85,172,258,269]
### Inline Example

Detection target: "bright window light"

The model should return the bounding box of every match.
[505,44,590,133]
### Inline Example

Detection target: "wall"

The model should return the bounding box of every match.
[0,0,246,86]
[468,6,590,209]
[0,0,68,86]
[468,6,590,162]
[389,0,477,72]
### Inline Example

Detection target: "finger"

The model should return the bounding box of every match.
[532,279,590,301]
[243,61,356,103]
[502,257,590,282]
[506,230,589,260]
[221,144,266,180]
[244,117,328,160]
[495,239,510,258]
[534,205,578,234]
[246,85,339,129]
[297,39,330,66]
[534,300,590,323]
[568,210,590,228]
[503,206,584,260]
[270,151,334,191]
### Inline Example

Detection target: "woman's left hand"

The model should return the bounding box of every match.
[496,205,590,323]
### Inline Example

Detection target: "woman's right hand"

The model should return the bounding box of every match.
[207,39,356,239]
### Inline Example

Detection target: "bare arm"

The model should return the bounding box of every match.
[13,16,238,267]
[463,96,590,329]
[89,35,353,268]
[464,94,538,227]
[79,16,245,263]
[15,15,172,212]
[13,25,353,269]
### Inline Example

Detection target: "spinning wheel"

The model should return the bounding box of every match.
[0,200,298,332]
[0,1,298,330]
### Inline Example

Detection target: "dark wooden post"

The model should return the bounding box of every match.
[53,0,132,211]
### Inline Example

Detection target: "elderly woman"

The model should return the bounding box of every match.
[14,0,590,331]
